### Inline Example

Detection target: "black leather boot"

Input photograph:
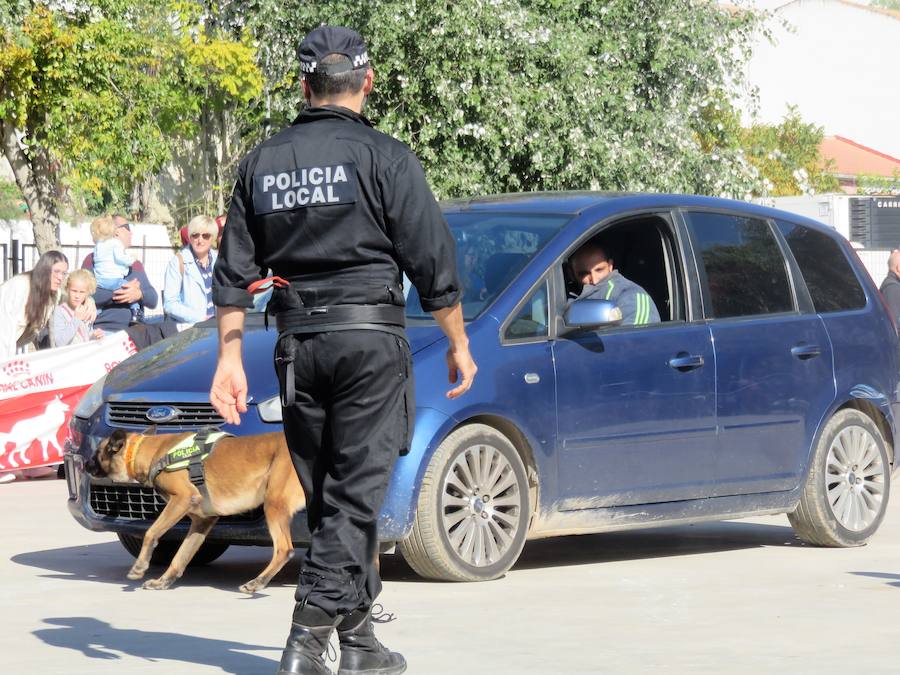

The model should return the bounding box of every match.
[276,604,340,675]
[336,607,406,675]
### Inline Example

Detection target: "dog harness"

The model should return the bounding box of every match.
[147,430,230,515]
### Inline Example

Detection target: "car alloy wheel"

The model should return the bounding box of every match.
[825,425,886,532]
[400,423,531,581]
[788,408,890,547]
[440,441,524,568]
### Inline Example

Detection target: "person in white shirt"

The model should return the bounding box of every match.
[0,250,68,359]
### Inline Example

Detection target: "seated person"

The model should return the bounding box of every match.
[568,241,660,326]
[163,215,218,324]
[90,215,141,320]
[82,219,177,349]
[51,269,103,347]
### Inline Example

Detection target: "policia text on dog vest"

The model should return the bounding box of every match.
[212,103,461,618]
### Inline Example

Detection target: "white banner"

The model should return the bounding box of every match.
[0,333,137,471]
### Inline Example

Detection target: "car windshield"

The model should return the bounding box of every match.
[405,212,570,320]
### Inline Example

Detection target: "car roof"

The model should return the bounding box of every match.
[440,191,835,234]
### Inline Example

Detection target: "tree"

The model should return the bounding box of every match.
[871,0,900,11]
[239,0,769,199]
[740,107,839,197]
[0,1,261,251]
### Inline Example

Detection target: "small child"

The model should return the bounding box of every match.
[51,269,103,347]
[90,215,140,320]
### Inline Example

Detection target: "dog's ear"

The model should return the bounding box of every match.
[142,425,158,436]
[107,429,128,454]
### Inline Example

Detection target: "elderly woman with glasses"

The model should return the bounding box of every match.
[163,215,219,324]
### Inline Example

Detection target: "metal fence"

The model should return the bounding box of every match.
[1,239,177,317]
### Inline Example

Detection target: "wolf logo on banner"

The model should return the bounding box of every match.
[0,395,70,468]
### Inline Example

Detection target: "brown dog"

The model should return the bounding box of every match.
[85,428,305,592]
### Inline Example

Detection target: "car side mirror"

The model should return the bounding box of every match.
[561,299,623,335]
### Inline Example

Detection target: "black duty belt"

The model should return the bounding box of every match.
[274,304,407,407]
[275,303,406,337]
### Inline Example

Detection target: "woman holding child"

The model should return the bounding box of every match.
[0,250,69,358]
[163,215,218,324]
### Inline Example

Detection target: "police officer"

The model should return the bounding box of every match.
[210,25,477,675]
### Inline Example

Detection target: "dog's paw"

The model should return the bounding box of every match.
[239,579,266,594]
[142,577,173,590]
[126,567,146,580]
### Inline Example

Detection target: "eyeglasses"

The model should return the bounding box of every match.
[190,232,213,240]
[116,223,131,231]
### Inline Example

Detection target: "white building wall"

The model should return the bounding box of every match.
[741,1,900,158]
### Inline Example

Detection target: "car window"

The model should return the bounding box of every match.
[775,220,867,313]
[504,280,549,340]
[686,211,794,319]
[559,214,681,327]
[405,213,570,321]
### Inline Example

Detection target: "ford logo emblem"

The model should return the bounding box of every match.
[146,406,180,423]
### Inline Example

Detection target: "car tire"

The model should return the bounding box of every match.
[117,533,230,567]
[788,409,891,547]
[400,424,530,581]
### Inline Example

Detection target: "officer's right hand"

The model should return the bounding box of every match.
[210,358,248,425]
[446,346,477,399]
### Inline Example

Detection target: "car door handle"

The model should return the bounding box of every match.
[668,353,704,372]
[791,344,822,360]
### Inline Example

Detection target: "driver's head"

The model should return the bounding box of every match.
[570,242,614,286]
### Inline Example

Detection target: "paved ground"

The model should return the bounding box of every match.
[3,475,900,674]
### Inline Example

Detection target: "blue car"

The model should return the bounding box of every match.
[66,192,899,581]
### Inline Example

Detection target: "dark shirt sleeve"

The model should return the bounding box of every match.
[135,269,158,309]
[381,152,461,312]
[92,268,157,310]
[882,279,900,322]
[213,163,263,309]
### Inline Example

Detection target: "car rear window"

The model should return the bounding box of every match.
[686,211,794,319]
[775,220,867,313]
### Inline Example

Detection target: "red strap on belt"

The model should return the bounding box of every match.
[247,276,289,295]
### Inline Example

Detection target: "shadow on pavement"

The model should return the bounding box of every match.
[10,541,306,593]
[12,520,800,588]
[849,571,900,588]
[33,617,277,674]
[512,520,802,572]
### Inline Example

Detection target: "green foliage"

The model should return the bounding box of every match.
[0,179,27,220]
[741,107,840,197]
[871,0,900,11]
[857,171,900,196]
[241,0,769,199]
[0,1,262,214]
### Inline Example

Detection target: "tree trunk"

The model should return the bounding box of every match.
[0,120,61,255]
[216,107,227,215]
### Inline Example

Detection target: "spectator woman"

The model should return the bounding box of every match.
[51,269,103,347]
[0,250,69,358]
[163,215,218,324]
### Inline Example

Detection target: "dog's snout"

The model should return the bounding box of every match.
[84,456,103,477]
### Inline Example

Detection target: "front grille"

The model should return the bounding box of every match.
[89,482,263,522]
[106,402,224,428]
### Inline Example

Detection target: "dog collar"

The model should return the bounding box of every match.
[123,435,146,481]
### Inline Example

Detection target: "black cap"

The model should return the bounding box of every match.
[298,26,370,76]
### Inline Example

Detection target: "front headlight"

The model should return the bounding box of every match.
[74,374,108,419]
[257,395,283,423]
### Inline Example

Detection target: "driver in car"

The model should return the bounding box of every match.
[569,240,660,326]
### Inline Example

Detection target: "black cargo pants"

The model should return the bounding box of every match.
[276,329,413,618]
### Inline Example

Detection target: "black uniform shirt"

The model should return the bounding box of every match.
[213,106,461,313]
